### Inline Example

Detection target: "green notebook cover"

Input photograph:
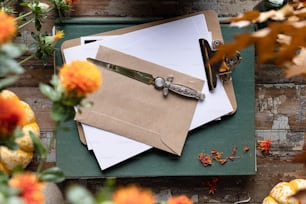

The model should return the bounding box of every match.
[55,17,255,178]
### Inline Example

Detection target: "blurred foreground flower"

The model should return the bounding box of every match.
[0,10,17,44]
[166,195,193,204]
[210,2,306,78]
[9,172,45,204]
[112,185,156,204]
[40,60,102,121]
[0,96,26,138]
[59,60,102,97]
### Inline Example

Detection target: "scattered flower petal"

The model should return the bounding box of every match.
[243,146,250,152]
[198,153,212,166]
[257,139,272,154]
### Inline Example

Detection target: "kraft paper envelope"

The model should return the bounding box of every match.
[75,46,204,155]
[61,10,237,114]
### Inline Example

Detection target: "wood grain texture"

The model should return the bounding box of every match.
[11,0,306,203]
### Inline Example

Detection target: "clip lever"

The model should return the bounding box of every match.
[199,38,241,91]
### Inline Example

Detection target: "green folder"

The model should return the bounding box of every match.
[55,17,255,178]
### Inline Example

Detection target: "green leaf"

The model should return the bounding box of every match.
[29,131,47,158]
[38,167,65,183]
[66,185,96,204]
[5,197,24,204]
[39,83,61,101]
[0,171,9,184]
[51,103,75,122]
[0,58,24,75]
[0,184,20,197]
[0,137,19,151]
[80,101,93,108]
[96,178,115,203]
[1,43,27,58]
[0,76,20,90]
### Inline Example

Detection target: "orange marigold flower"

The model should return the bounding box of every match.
[166,195,193,204]
[9,172,45,204]
[0,10,17,44]
[59,60,102,96]
[112,185,155,204]
[257,139,272,154]
[0,96,26,137]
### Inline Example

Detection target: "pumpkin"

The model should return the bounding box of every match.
[263,179,306,204]
[0,90,40,174]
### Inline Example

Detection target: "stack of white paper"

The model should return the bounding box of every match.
[63,14,233,170]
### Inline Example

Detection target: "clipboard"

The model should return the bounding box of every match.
[55,13,256,177]
[60,10,237,145]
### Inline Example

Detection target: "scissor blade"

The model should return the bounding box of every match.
[87,57,155,85]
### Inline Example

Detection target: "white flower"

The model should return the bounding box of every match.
[29,2,50,12]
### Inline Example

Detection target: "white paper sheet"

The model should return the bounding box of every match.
[99,14,233,129]
[63,14,233,170]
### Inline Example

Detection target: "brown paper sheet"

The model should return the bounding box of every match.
[75,46,204,155]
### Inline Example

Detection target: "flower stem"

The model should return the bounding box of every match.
[18,18,34,30]
[19,54,35,65]
[15,11,32,21]
[37,122,58,173]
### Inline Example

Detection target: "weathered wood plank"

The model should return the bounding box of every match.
[256,84,306,131]
[68,0,261,17]
[7,1,306,202]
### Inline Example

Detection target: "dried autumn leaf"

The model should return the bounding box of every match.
[211,20,305,71]
[230,10,260,23]
[277,34,291,45]
[230,4,296,27]
[284,47,306,78]
[292,144,306,164]
[270,4,294,21]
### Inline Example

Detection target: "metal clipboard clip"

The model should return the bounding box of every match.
[199,38,242,91]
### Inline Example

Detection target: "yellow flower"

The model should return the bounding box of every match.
[59,60,102,96]
[9,172,45,204]
[0,94,26,137]
[54,30,64,40]
[112,185,155,204]
[0,10,17,44]
[166,195,193,204]
[44,30,64,45]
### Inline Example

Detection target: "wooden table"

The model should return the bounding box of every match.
[12,1,306,203]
